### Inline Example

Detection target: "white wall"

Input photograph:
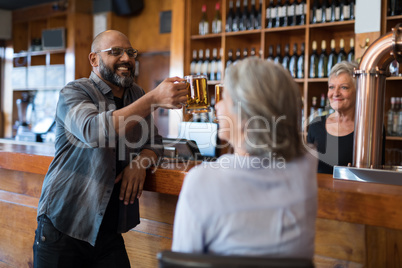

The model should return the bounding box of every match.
[355,0,381,33]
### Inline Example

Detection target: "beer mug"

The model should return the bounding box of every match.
[184,75,210,114]
[214,84,224,122]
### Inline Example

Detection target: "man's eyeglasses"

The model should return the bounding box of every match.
[95,47,138,58]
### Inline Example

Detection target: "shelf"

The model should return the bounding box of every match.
[307,78,328,83]
[207,80,221,85]
[308,20,355,31]
[387,15,402,21]
[12,87,63,91]
[264,25,307,33]
[13,49,66,58]
[191,33,222,40]
[387,76,402,80]
[224,29,262,36]
[386,136,402,141]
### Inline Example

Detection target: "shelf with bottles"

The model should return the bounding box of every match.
[309,0,355,24]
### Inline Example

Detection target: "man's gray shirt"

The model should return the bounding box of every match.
[37,72,163,246]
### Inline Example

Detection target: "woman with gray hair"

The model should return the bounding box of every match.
[307,61,358,174]
[172,58,318,259]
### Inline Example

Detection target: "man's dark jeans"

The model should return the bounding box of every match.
[33,215,131,268]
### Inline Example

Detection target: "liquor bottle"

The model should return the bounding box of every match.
[226,0,234,32]
[337,38,347,63]
[274,44,282,65]
[190,49,197,75]
[243,47,248,59]
[341,0,350,21]
[296,0,306,25]
[232,0,242,31]
[297,42,305,78]
[321,0,329,23]
[249,0,257,30]
[318,40,328,78]
[288,0,297,26]
[309,41,319,78]
[226,49,234,68]
[347,37,355,62]
[393,97,401,135]
[282,44,291,71]
[309,96,318,122]
[266,45,274,61]
[349,0,355,20]
[212,2,222,34]
[266,0,274,28]
[387,97,396,135]
[234,48,242,64]
[289,43,298,78]
[327,39,337,73]
[202,48,211,77]
[240,0,250,31]
[256,0,262,29]
[209,48,218,81]
[199,5,209,35]
[281,0,289,27]
[196,49,204,75]
[389,0,402,16]
[311,0,322,24]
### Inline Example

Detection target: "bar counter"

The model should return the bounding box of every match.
[0,140,401,267]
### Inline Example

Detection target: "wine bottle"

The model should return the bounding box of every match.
[318,40,328,78]
[226,0,234,32]
[321,0,329,23]
[199,5,209,35]
[209,48,218,81]
[297,42,305,78]
[388,97,396,135]
[226,49,234,68]
[281,0,289,27]
[276,0,283,27]
[266,0,274,28]
[341,0,350,21]
[311,0,321,24]
[331,0,339,21]
[232,0,242,32]
[196,49,204,75]
[282,44,291,71]
[274,44,282,65]
[234,48,242,64]
[266,45,274,61]
[190,49,197,75]
[216,48,223,81]
[273,1,279,27]
[240,0,250,31]
[212,2,222,34]
[334,0,341,21]
[289,43,298,78]
[309,96,318,122]
[202,48,211,77]
[309,41,319,78]
[327,39,337,73]
[347,37,355,62]
[337,38,347,63]
[393,97,401,135]
[300,0,306,25]
[250,47,257,57]
[389,60,399,76]
[398,100,402,136]
[249,0,257,30]
[256,0,262,29]
[243,47,248,58]
[349,0,355,20]
[288,0,297,26]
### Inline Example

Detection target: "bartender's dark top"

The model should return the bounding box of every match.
[37,72,163,246]
[307,115,354,174]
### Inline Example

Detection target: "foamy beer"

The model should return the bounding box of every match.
[184,75,210,113]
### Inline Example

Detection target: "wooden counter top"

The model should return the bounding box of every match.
[1,140,402,231]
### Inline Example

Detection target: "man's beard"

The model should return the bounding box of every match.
[99,57,135,88]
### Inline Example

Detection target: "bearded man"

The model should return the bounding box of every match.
[33,30,188,268]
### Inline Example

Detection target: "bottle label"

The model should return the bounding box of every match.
[279,6,286,18]
[288,5,295,16]
[326,8,331,21]
[266,7,271,19]
[343,6,350,19]
[271,7,277,19]
[296,4,302,15]
[335,7,340,20]
[316,9,322,22]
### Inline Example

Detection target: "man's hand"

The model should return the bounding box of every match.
[152,77,188,109]
[115,150,157,205]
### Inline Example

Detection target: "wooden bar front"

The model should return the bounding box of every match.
[0,140,402,267]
